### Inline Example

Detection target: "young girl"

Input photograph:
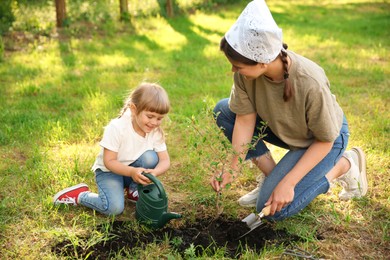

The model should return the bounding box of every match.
[210,0,368,220]
[53,82,171,216]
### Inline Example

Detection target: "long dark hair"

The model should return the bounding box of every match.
[220,37,293,102]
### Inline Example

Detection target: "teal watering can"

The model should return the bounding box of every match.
[135,173,182,229]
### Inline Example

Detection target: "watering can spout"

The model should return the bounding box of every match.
[158,212,182,227]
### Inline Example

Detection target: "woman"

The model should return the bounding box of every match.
[210,0,368,220]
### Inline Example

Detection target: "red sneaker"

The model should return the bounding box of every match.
[53,183,89,206]
[126,188,139,203]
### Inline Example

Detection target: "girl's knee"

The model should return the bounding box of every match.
[141,150,159,168]
[105,202,124,216]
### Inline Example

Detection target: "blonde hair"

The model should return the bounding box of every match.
[120,82,170,117]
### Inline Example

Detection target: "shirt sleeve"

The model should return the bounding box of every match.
[306,79,343,142]
[99,122,121,152]
[229,72,256,115]
[153,130,167,152]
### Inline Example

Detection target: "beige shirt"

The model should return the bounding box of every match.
[229,51,344,149]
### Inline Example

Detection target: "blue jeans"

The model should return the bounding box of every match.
[79,150,159,215]
[214,98,349,220]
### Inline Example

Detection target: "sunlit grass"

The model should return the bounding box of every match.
[136,18,188,51]
[0,0,389,259]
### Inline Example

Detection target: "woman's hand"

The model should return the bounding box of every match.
[210,171,235,192]
[264,140,334,215]
[210,113,255,192]
[265,180,295,215]
[210,172,222,192]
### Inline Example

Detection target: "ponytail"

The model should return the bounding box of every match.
[280,43,293,102]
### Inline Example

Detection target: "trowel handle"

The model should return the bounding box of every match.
[258,205,271,218]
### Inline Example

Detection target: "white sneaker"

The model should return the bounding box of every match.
[336,147,368,201]
[238,174,265,207]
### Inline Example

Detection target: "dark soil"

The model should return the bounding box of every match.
[53,215,302,259]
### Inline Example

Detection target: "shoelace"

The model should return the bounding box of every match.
[128,190,138,198]
[58,196,76,205]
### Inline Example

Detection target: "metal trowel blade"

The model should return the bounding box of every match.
[236,213,264,240]
[236,205,271,240]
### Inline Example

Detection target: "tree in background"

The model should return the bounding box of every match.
[166,0,174,17]
[55,0,66,27]
[0,0,16,35]
[157,0,175,18]
[119,0,130,21]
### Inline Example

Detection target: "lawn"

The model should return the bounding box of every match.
[0,0,389,259]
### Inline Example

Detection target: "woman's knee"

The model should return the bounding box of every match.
[213,98,230,120]
[213,98,228,113]
[264,212,288,221]
[256,192,269,213]
[213,98,236,135]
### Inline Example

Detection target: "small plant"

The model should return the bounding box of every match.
[184,243,197,259]
[170,236,183,248]
[188,105,267,217]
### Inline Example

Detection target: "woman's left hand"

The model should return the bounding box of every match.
[210,171,234,192]
[265,181,295,215]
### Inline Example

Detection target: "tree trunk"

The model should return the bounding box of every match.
[166,0,174,17]
[119,0,129,21]
[55,0,67,27]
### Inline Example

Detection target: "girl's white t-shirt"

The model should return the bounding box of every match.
[91,109,167,172]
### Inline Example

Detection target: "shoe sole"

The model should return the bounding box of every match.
[238,202,256,207]
[352,147,368,196]
[238,196,257,207]
[238,185,261,207]
[53,183,89,203]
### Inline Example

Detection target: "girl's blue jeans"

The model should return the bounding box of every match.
[214,98,349,221]
[78,150,158,215]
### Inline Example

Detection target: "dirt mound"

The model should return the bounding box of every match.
[53,215,301,258]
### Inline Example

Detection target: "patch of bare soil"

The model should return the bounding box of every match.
[53,215,302,258]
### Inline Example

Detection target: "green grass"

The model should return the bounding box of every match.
[1,0,389,259]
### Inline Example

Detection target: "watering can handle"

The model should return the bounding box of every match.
[142,173,167,199]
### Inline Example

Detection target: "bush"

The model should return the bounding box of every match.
[0,0,16,35]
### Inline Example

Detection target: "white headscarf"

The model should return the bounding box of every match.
[225,0,283,64]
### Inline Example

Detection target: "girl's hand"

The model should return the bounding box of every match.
[130,168,151,185]
[265,181,295,215]
[143,168,157,177]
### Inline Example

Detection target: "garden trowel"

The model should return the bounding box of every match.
[237,205,271,240]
